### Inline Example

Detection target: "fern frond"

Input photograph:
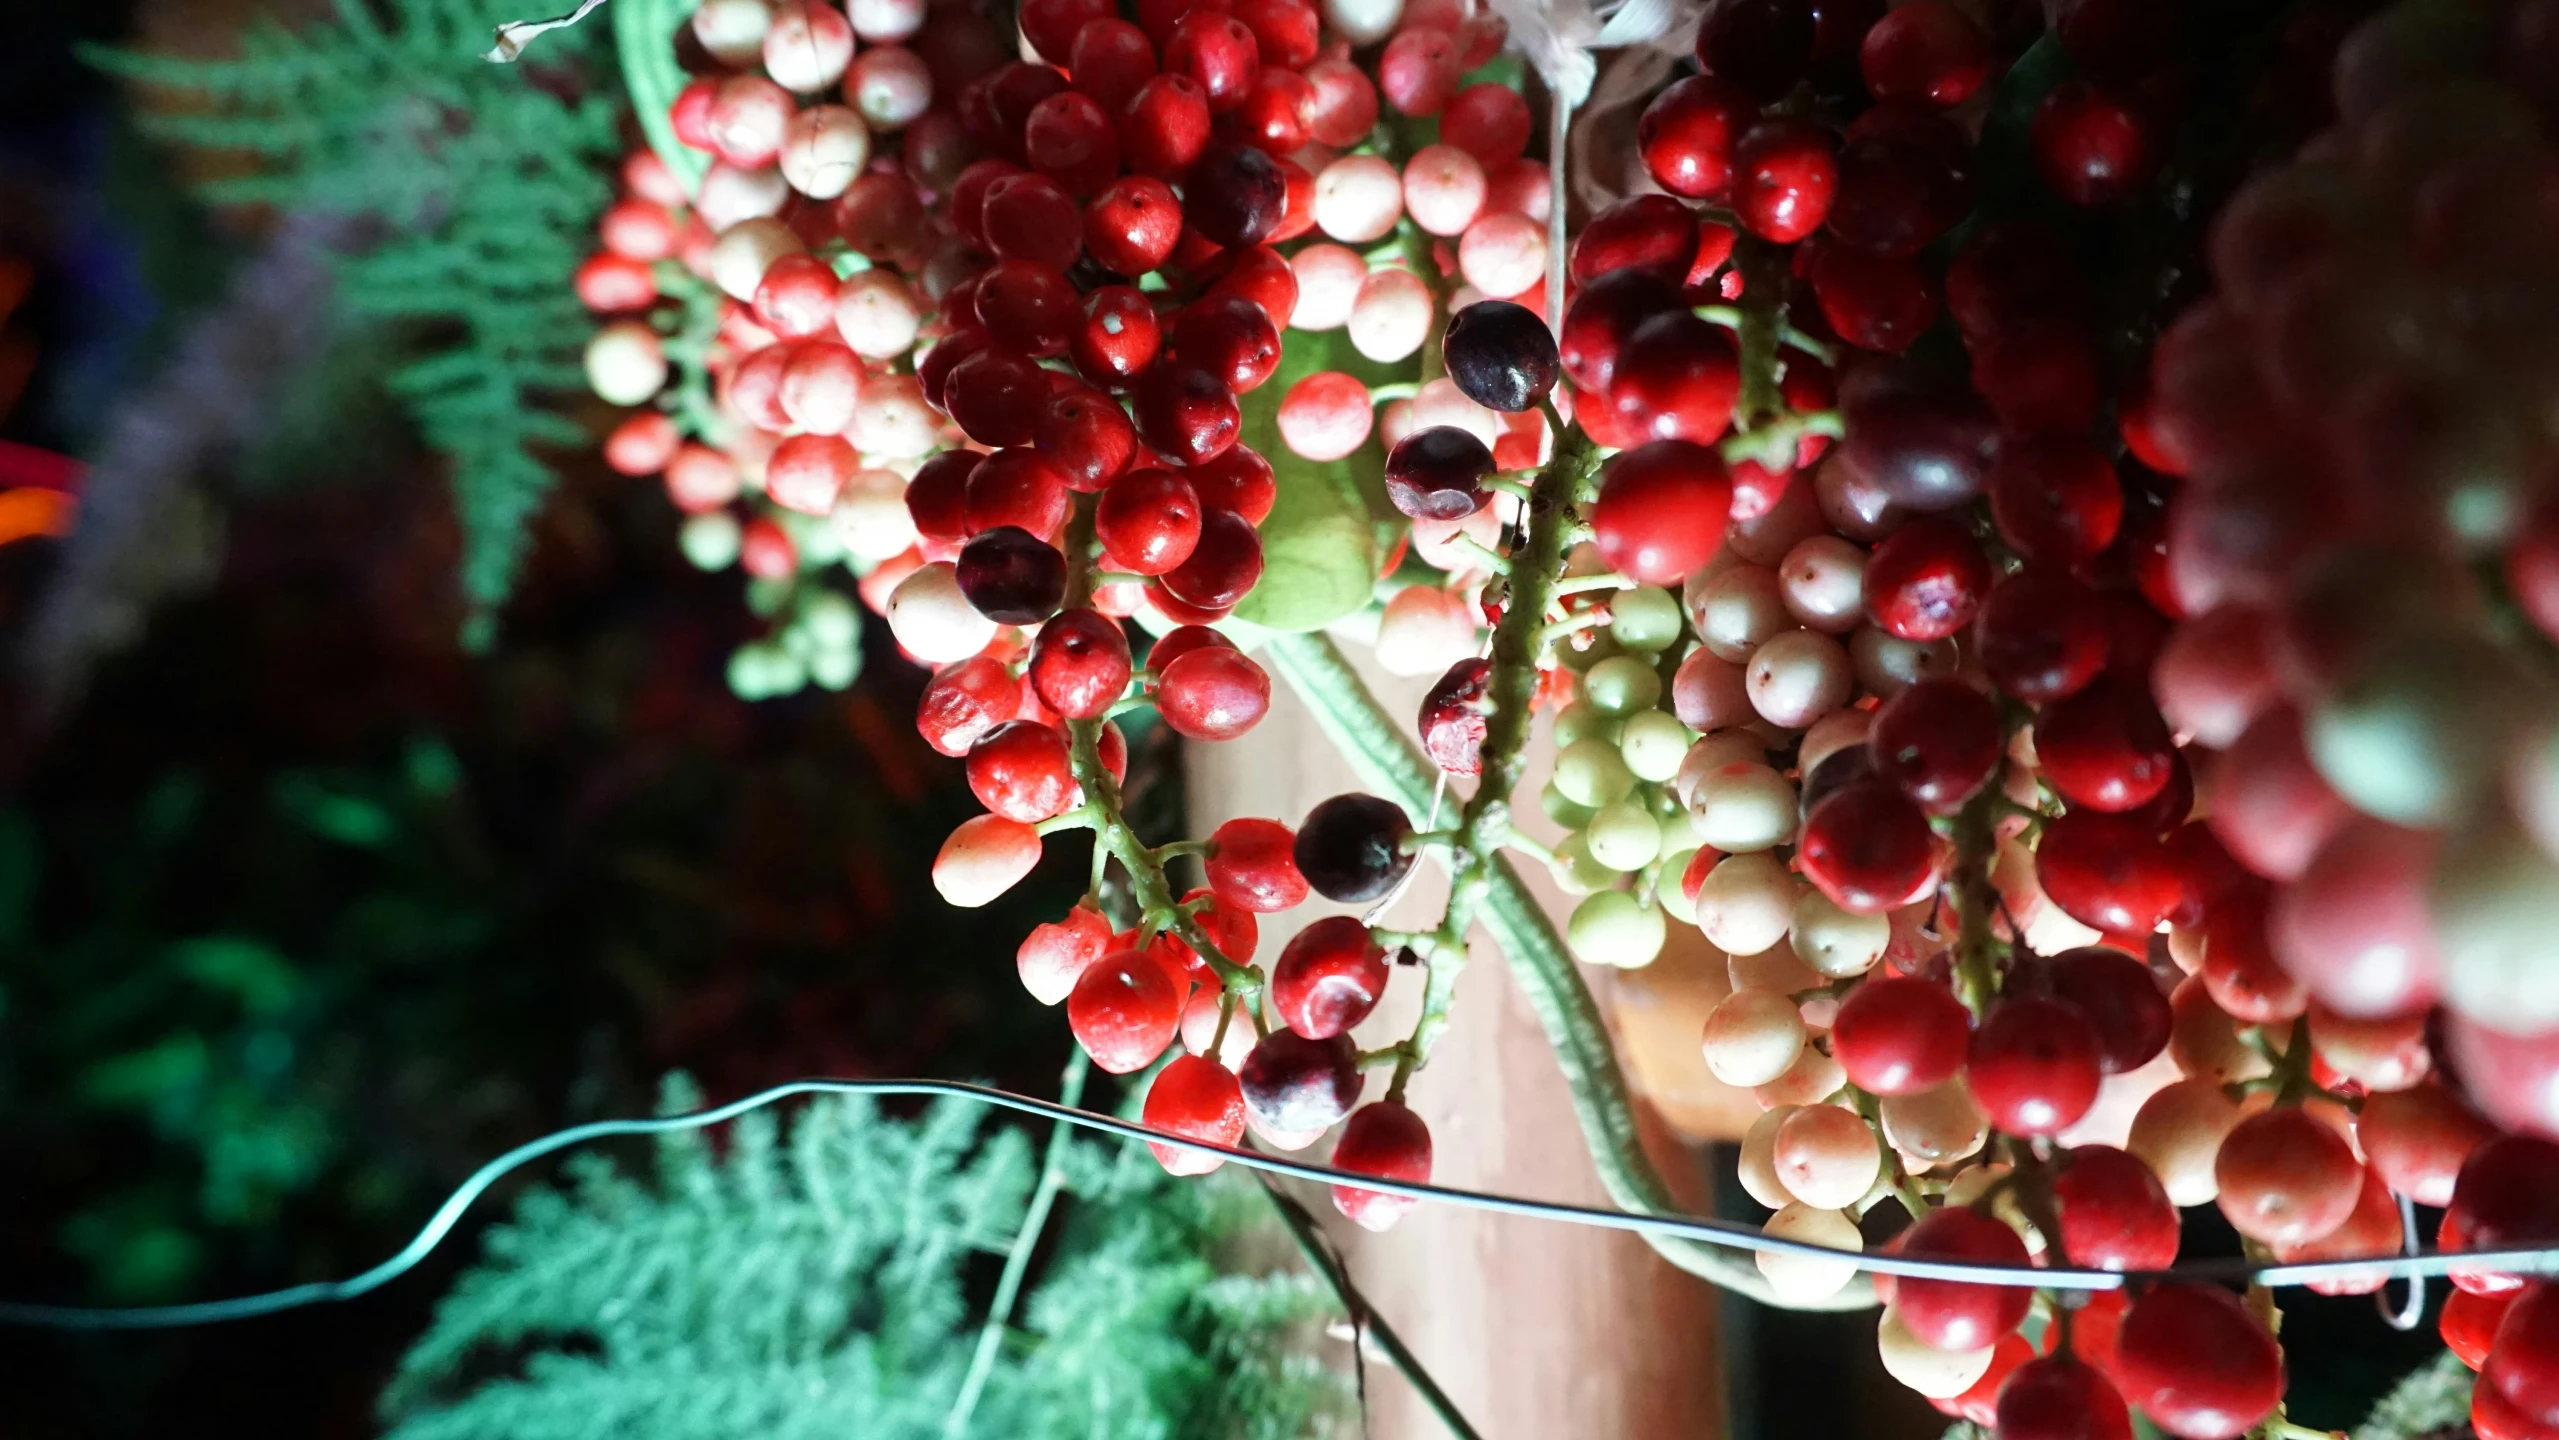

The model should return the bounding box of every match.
[2353,1350,2473,1440]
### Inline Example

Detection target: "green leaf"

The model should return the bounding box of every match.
[1230,331,1409,633]
[170,936,302,1015]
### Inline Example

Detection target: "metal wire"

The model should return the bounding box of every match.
[0,1075,2539,1330]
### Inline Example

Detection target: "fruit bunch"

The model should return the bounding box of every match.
[564,0,2559,1432]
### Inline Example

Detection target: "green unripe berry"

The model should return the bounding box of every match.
[1585,799,1663,872]
[682,511,743,571]
[1610,586,1685,653]
[1542,780,1598,831]
[727,641,807,701]
[1554,736,1637,808]
[1583,655,1664,716]
[809,645,859,690]
[1620,709,1693,782]
[1550,834,1601,896]
[801,590,861,651]
[1553,700,1623,750]
[1557,632,1623,673]
[1568,890,1667,968]
[1655,848,1701,924]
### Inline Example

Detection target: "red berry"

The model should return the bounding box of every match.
[944,346,1051,446]
[1330,1100,1433,1230]
[955,527,1069,623]
[1419,656,1494,776]
[1271,914,1390,1039]
[963,447,1073,538]
[1019,902,1114,1005]
[1025,89,1122,196]
[1860,0,1990,108]
[1098,466,1205,575]
[1608,311,1742,444]
[1379,27,1461,116]
[1637,74,1757,200]
[2036,679,2177,814]
[2033,79,2161,208]
[1863,517,1990,642]
[982,173,1085,270]
[1029,607,1134,719]
[2051,1144,2179,1272]
[976,259,1081,357]
[2046,947,2173,1074]
[1558,267,1681,396]
[1232,0,1318,67]
[1808,244,1939,354]
[2036,810,2179,936]
[1187,443,1277,523]
[1142,1052,1247,1175]
[1205,817,1308,912]
[1067,949,1186,1073]
[2449,1286,2520,1370]
[917,655,1020,757]
[1239,1029,1359,1139]
[1020,0,1111,64]
[1830,973,1969,1096]
[1441,82,1531,168]
[1994,1356,2134,1440]
[1826,106,1974,258]
[1976,570,2111,703]
[1894,1206,2033,1352]
[2115,1285,2283,1439]
[1969,996,2103,1136]
[1695,0,1815,102]
[1133,363,1241,464]
[1160,506,1263,610]
[967,720,1080,822]
[2197,900,2309,1026]
[1568,195,1701,287]
[2214,1107,2364,1246]
[1732,118,1838,244]
[1592,440,1734,586]
[1073,284,1163,387]
[1183,142,1288,247]
[1871,679,2001,814]
[1069,18,1159,114]
[1168,292,1283,393]
[1120,72,1213,179]
[1988,438,2124,567]
[1798,781,1941,914]
[1157,645,1271,741]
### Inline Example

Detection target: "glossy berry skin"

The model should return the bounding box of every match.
[2045,948,2173,1074]
[1993,1357,2134,1440]
[1038,389,1140,492]
[1029,606,1133,719]
[2115,1285,2284,1440]
[1969,997,2104,1136]
[956,527,1068,624]
[1637,74,1757,200]
[1798,781,1940,916]
[1894,1206,2033,1352]
[1732,118,1838,244]
[1142,1053,1247,1175]
[1568,195,1701,286]
[1871,678,2001,814]
[1239,1029,1361,1135]
[1133,363,1241,464]
[1205,817,1308,912]
[1592,440,1734,586]
[1977,570,2111,703]
[944,347,1051,447]
[1826,108,1974,259]
[966,720,1079,823]
[917,655,1019,757]
[1695,0,1815,102]
[1294,793,1415,904]
[2447,1287,2518,1370]
[2214,1107,2364,1247]
[1330,1100,1433,1231]
[1863,516,1990,642]
[2036,810,2179,937]
[1860,0,1990,108]
[2036,680,2177,813]
[1161,508,1263,610]
[1830,974,1970,1096]
[1384,427,1496,520]
[1085,175,1185,277]
[1074,285,1162,386]
[1989,438,2124,566]
[1120,73,1213,179]
[1419,657,1494,776]
[1156,646,1271,741]
[2051,1145,2180,1272]
[1610,312,1743,443]
[1185,143,1288,247]
[2033,80,2160,207]
[2450,1136,2559,1255]
[1559,268,1682,395]
[1271,915,1391,1039]
[2487,1284,2559,1426]
[1068,949,1186,1073]
[1169,293,1283,393]
[1444,300,1561,414]
[1808,246,1938,354]
[1097,467,1204,575]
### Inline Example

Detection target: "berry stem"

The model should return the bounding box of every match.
[944,1047,1087,1438]
[1732,234,1791,432]
[1949,784,2006,1018]
[1263,630,1875,1311]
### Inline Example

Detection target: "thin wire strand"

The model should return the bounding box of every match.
[0,1075,2546,1331]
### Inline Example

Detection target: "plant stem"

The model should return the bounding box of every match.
[1261,631,1873,1312]
[1732,234,1791,432]
[1949,787,2003,1018]
[945,1049,1089,1438]
[1251,1170,1486,1440]
[612,0,707,197]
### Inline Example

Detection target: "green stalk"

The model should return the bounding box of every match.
[612,0,707,197]
[1263,632,1873,1313]
[945,1049,1089,1437]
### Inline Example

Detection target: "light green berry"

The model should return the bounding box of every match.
[1553,700,1623,750]
[1542,780,1598,831]
[1585,799,1663,872]
[681,511,743,571]
[1610,586,1685,653]
[800,590,860,651]
[1550,834,1600,896]
[1620,709,1693,782]
[1655,848,1700,924]
[1557,632,1623,673]
[1554,736,1637,808]
[1583,655,1664,716]
[1568,890,1667,968]
[809,645,859,691]
[727,641,807,701]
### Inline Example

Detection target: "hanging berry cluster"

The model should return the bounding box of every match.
[564,0,2559,1433]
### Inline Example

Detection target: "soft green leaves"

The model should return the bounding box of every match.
[1230,329,1410,632]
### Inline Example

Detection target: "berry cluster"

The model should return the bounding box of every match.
[566,0,2559,1430]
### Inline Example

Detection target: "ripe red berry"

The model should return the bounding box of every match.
[1559,268,1683,396]
[2036,809,2180,936]
[1977,569,2112,703]
[966,720,1080,823]
[1133,363,1242,464]
[2045,948,2173,1074]
[2114,1285,2284,1439]
[1808,245,1939,354]
[1592,440,1734,586]
[1086,174,1185,277]
[944,346,1051,447]
[963,448,1073,539]
[1870,679,2001,814]
[1826,107,1974,258]
[1160,507,1263,610]
[1419,656,1494,776]
[1860,0,1990,108]
[1020,0,1111,63]
[1067,948,1186,1073]
[1637,74,1757,200]
[1098,467,1204,575]
[1142,1052,1247,1175]
[955,527,1069,624]
[2033,79,2161,208]
[1187,443,1277,523]
[1330,1100,1433,1230]
[2198,900,2309,1025]
[2036,680,2177,814]
[1156,645,1271,741]
[1029,607,1134,719]
[1184,143,1289,247]
[1863,516,1990,642]
[917,654,1019,756]
[1732,118,1839,244]
[1169,292,1284,393]
[1894,1206,2033,1352]
[1120,72,1213,179]
[1799,781,1940,915]
[1068,18,1157,113]
[1969,996,2104,1136]
[1830,973,1970,1096]
[1609,311,1743,444]
[1073,285,1163,387]
[1568,195,1702,287]
[2051,1144,2180,1272]
[1993,1356,2134,1440]
[2214,1107,2365,1247]
[1018,902,1114,1005]
[1205,817,1308,912]
[2448,1286,2519,1370]
[1378,26,1461,116]
[1988,438,2124,567]
[1271,915,1390,1039]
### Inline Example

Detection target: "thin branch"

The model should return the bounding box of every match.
[945,1049,1090,1438]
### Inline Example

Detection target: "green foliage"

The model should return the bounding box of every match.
[2351,1350,2473,1440]
[90,0,626,628]
[1231,323,1406,634]
[382,1082,1353,1440]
